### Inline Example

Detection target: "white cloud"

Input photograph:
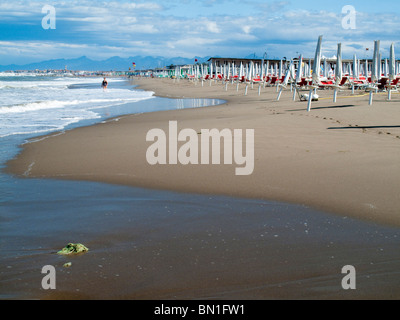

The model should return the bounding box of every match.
[1,0,400,63]
[206,21,220,33]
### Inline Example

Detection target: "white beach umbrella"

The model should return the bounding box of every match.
[312,35,323,84]
[333,43,343,102]
[209,63,213,85]
[351,54,358,93]
[276,60,294,100]
[353,54,358,79]
[389,43,396,81]
[223,64,226,79]
[384,59,388,77]
[369,40,381,105]
[371,40,380,83]
[264,60,269,86]
[323,58,328,78]
[304,63,309,79]
[388,43,396,100]
[335,43,343,84]
[261,60,264,80]
[292,55,303,101]
[306,35,323,112]
[296,55,303,83]
[250,60,254,81]
[378,53,382,80]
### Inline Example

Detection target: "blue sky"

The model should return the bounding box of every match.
[0,0,399,65]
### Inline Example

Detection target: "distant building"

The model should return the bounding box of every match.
[207,57,282,68]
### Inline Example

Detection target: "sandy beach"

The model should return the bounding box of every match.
[7,77,400,226]
[4,77,400,300]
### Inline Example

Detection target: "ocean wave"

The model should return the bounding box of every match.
[0,113,101,138]
[0,100,82,114]
[0,76,154,138]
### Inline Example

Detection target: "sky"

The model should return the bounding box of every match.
[0,0,399,65]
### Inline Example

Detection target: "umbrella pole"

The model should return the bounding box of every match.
[369,91,374,105]
[277,87,283,101]
[307,89,313,112]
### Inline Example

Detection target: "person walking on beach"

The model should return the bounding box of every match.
[102,77,108,91]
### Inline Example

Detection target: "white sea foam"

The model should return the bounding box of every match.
[0,76,154,138]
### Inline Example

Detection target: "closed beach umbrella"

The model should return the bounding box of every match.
[365,60,368,77]
[389,43,396,82]
[335,43,343,85]
[249,60,254,81]
[333,43,342,103]
[353,54,358,79]
[307,36,323,112]
[378,53,382,80]
[384,59,388,77]
[388,43,396,100]
[312,35,323,84]
[304,63,309,79]
[371,40,380,83]
[261,60,264,80]
[351,53,357,93]
[296,55,303,83]
[369,40,381,105]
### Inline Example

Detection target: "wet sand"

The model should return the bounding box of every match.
[2,180,400,300]
[4,77,400,300]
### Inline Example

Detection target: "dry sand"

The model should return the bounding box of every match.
[6,77,400,226]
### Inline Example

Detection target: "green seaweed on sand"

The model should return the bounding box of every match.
[57,243,89,255]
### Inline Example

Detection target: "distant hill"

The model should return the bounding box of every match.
[0,56,212,72]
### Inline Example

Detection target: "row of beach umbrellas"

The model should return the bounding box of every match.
[171,40,399,86]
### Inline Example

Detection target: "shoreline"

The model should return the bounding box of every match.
[5,76,400,227]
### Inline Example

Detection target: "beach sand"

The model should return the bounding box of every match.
[4,77,400,300]
[7,77,400,226]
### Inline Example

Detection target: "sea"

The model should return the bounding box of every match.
[1,74,400,300]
